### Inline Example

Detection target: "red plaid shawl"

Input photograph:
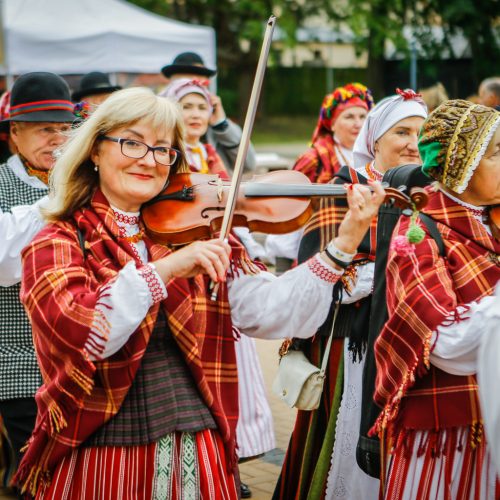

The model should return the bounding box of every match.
[301,166,377,263]
[373,188,500,437]
[293,134,342,184]
[14,190,253,496]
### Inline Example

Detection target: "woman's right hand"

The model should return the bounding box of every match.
[332,180,386,254]
[153,238,232,283]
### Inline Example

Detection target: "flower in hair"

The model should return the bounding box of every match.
[396,88,422,101]
[321,83,374,121]
[74,101,90,120]
[190,78,209,87]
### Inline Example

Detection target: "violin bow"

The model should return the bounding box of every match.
[210,15,277,300]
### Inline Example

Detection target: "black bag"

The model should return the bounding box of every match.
[355,164,444,478]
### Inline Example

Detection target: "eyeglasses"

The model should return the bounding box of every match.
[99,136,181,166]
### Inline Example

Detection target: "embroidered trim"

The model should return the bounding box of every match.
[139,264,167,303]
[454,114,500,194]
[365,161,383,181]
[307,256,342,283]
[113,211,140,225]
[439,188,485,218]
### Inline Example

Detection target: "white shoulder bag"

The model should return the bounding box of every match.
[272,303,340,411]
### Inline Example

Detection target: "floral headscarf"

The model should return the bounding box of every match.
[311,82,374,143]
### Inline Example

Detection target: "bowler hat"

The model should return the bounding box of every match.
[161,52,216,78]
[72,72,122,102]
[0,72,75,131]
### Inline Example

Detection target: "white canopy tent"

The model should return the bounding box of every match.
[0,0,216,78]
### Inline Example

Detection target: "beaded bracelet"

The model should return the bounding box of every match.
[323,249,350,269]
[326,242,356,261]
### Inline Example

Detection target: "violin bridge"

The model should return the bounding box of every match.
[216,177,223,203]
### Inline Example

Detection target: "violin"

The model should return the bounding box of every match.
[142,169,429,245]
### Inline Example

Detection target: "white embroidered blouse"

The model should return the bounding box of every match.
[84,207,346,360]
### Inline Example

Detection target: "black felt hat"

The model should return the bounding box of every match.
[72,72,122,102]
[161,52,216,78]
[0,72,75,132]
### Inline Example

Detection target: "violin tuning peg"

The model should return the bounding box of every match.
[381,182,390,189]
[397,185,408,192]
[402,208,413,217]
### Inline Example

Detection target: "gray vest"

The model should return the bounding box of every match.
[0,159,46,399]
[86,311,216,447]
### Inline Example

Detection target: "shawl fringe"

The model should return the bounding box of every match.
[387,423,484,462]
[370,327,434,436]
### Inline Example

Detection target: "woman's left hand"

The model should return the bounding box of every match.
[209,94,227,125]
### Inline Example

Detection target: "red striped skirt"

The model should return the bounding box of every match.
[383,427,500,500]
[36,429,238,500]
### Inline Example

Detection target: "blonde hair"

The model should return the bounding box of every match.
[419,82,449,112]
[45,87,189,221]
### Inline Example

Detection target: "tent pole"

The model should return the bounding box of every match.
[0,0,12,90]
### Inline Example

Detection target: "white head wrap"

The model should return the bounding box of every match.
[353,90,428,169]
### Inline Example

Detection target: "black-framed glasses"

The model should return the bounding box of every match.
[99,136,181,166]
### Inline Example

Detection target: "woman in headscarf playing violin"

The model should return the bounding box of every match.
[373,100,500,499]
[274,89,428,500]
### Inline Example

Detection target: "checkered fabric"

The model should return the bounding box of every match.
[0,160,45,400]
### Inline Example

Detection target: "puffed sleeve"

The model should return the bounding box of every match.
[0,196,49,286]
[477,284,500,476]
[228,254,342,339]
[429,295,496,375]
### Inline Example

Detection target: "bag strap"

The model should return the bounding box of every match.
[419,213,445,257]
[319,301,340,375]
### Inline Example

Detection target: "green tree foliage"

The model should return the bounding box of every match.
[340,0,500,94]
[130,0,329,66]
[130,0,499,106]
[414,0,500,84]
[129,0,333,116]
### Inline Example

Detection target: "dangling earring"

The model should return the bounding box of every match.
[94,164,99,172]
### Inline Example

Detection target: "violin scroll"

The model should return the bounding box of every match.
[382,186,429,211]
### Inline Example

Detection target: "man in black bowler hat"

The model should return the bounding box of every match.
[0,72,74,476]
[161,52,257,174]
[72,71,122,111]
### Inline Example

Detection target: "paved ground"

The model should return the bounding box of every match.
[239,339,297,500]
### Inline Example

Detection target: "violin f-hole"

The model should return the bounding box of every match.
[201,206,226,219]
